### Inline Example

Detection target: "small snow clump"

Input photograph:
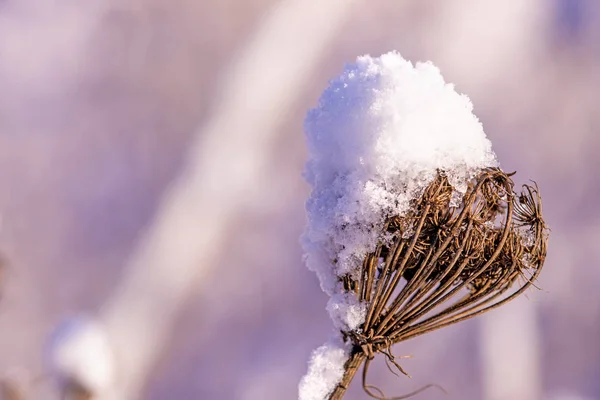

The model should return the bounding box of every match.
[45,315,115,395]
[298,337,350,400]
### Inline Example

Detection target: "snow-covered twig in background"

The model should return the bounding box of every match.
[45,316,114,399]
[299,52,549,400]
[42,0,357,399]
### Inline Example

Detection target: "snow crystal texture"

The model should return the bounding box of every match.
[302,51,497,328]
[299,51,497,400]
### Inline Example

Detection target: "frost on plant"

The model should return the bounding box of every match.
[299,51,548,400]
[299,51,495,398]
[303,52,496,328]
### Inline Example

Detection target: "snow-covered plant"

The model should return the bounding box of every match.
[298,52,548,400]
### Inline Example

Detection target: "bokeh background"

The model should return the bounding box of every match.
[0,0,598,399]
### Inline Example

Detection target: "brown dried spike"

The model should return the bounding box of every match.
[327,168,549,400]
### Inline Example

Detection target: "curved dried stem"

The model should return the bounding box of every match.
[329,352,366,400]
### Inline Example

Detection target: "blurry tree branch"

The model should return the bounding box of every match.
[58,0,360,399]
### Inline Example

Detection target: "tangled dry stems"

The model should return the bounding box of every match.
[329,168,549,400]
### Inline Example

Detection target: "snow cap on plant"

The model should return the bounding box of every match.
[299,51,548,400]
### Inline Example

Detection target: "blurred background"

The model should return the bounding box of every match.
[0,0,598,399]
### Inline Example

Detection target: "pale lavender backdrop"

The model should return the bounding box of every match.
[0,1,598,399]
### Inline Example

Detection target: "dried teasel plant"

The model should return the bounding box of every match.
[328,167,548,400]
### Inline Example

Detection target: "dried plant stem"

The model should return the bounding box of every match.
[329,351,366,400]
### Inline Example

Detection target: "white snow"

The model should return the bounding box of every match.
[326,292,367,331]
[299,51,497,399]
[45,315,115,395]
[298,337,350,400]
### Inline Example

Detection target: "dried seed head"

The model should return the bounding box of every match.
[299,51,548,400]
[349,168,548,348]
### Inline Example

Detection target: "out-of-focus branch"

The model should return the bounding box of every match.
[480,300,542,400]
[44,1,358,399]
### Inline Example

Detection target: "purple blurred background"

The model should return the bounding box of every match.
[0,0,599,399]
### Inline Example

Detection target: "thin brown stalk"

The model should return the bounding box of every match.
[328,352,367,400]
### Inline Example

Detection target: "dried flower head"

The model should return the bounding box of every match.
[328,168,548,399]
[298,52,549,400]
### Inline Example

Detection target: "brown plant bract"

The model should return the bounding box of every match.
[328,168,549,400]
